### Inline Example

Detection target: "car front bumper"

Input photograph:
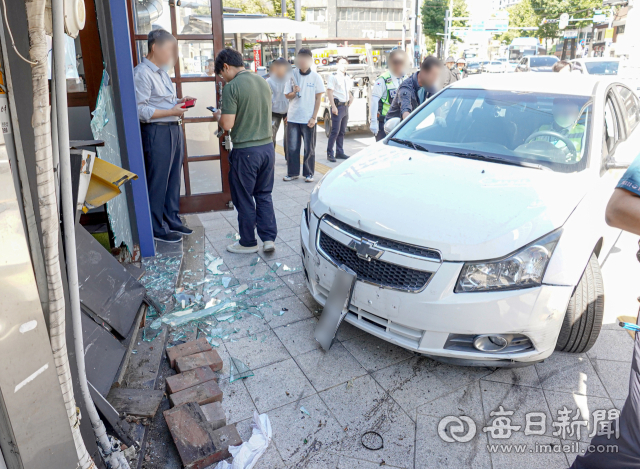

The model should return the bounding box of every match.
[300,211,574,366]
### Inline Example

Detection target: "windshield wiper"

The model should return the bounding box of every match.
[388,138,430,153]
[437,151,544,170]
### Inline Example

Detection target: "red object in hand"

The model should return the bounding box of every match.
[182,99,195,109]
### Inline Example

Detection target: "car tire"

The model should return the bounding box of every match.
[324,110,331,138]
[555,253,604,353]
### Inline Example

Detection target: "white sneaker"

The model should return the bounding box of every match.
[305,176,314,183]
[226,241,259,254]
[263,241,276,252]
[283,175,299,181]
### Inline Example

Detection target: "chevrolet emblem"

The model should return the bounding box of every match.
[349,238,383,261]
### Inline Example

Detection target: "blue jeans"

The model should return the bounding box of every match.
[228,143,277,247]
[327,104,348,157]
[286,122,316,178]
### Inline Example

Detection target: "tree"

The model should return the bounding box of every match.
[498,0,538,44]
[530,0,605,42]
[421,0,469,43]
[223,0,303,21]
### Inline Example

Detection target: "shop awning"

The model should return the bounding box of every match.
[223,16,320,36]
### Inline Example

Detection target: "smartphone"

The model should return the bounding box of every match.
[206,106,218,113]
[181,99,196,109]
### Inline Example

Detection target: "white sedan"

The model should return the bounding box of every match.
[300,74,639,367]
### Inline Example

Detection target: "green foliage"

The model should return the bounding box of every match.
[421,0,469,43]
[223,0,304,21]
[530,0,606,41]
[498,0,538,44]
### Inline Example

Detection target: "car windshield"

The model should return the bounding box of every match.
[530,57,558,67]
[584,61,619,75]
[490,62,502,66]
[390,89,592,173]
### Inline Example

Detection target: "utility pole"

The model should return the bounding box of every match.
[402,0,407,51]
[295,0,301,55]
[444,0,453,58]
[282,0,288,60]
[409,0,416,66]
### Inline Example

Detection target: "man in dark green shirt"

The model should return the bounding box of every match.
[213,48,277,254]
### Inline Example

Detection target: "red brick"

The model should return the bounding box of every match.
[166,366,218,394]
[170,380,223,407]
[175,349,223,374]
[164,402,233,468]
[201,402,226,431]
[166,337,212,368]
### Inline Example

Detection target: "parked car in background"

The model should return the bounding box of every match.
[482,60,507,73]
[466,61,481,75]
[301,74,639,367]
[571,57,620,75]
[516,55,559,72]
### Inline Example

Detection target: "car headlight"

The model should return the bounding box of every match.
[455,229,562,293]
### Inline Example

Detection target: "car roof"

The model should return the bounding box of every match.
[574,57,621,63]
[448,73,602,96]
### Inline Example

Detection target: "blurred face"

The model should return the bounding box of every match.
[206,61,215,76]
[272,63,288,79]
[418,66,440,88]
[297,54,312,71]
[389,53,407,77]
[457,61,465,70]
[553,103,580,128]
[152,39,177,71]
[218,64,234,83]
[446,61,455,69]
[337,58,348,73]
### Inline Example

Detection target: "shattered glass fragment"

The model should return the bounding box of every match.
[226,232,241,240]
[229,357,254,382]
[273,309,286,317]
[235,284,249,295]
[282,264,302,273]
[206,257,225,275]
[150,300,237,329]
[249,256,261,266]
[142,326,161,342]
[270,262,282,272]
[300,406,310,416]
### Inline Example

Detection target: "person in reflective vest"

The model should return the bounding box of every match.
[531,97,586,162]
[369,49,408,141]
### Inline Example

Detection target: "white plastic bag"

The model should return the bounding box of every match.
[214,411,272,469]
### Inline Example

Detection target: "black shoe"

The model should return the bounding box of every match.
[336,153,350,160]
[327,155,336,162]
[170,225,193,236]
[154,232,182,243]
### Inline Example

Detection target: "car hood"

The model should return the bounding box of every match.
[312,144,588,261]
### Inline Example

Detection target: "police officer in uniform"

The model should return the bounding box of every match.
[326,57,354,162]
[369,49,407,141]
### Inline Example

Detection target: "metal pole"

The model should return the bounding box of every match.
[402,0,407,51]
[282,0,288,60]
[295,0,301,55]
[443,10,449,58]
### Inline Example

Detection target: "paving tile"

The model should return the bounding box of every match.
[488,433,570,469]
[341,333,412,373]
[201,218,234,232]
[591,358,632,401]
[373,356,491,416]
[197,211,225,222]
[278,204,306,219]
[217,378,258,425]
[586,330,635,362]
[319,375,415,468]
[416,414,491,469]
[273,317,321,357]
[297,291,323,313]
[245,276,296,304]
[535,353,608,397]
[542,389,616,443]
[272,217,300,230]
[243,358,315,413]
[480,380,554,438]
[338,457,404,468]
[273,198,302,209]
[295,342,368,392]
[416,381,485,421]
[335,320,366,342]
[220,250,266,270]
[284,271,310,296]
[224,330,290,371]
[259,242,298,263]
[284,239,303,256]
[272,255,305,278]
[278,226,302,243]
[482,365,541,389]
[259,295,314,328]
[271,190,294,201]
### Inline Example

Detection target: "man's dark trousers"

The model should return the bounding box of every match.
[327,103,348,157]
[571,313,640,468]
[286,122,316,178]
[141,122,183,236]
[375,119,386,141]
[228,142,277,247]
[271,112,288,160]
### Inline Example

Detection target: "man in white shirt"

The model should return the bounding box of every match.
[325,57,354,162]
[283,49,325,183]
[369,49,407,141]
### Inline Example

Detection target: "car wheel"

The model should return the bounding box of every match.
[324,110,331,138]
[555,253,604,353]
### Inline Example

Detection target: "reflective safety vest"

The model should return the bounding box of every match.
[536,123,586,160]
[378,71,404,118]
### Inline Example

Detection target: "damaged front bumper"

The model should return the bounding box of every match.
[300,211,574,367]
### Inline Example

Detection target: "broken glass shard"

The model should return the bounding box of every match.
[229,357,254,382]
[207,257,225,275]
[235,284,249,295]
[300,406,310,416]
[150,300,237,329]
[226,232,240,240]
[249,256,261,266]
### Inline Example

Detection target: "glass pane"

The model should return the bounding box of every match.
[136,40,175,77]
[185,122,219,156]
[187,160,222,194]
[182,82,218,117]
[132,0,172,34]
[176,0,212,34]
[178,40,215,77]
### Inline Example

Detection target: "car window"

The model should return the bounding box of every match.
[616,85,640,132]
[391,89,591,173]
[529,56,558,67]
[585,61,619,75]
[603,94,621,156]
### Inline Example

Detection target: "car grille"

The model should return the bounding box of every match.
[318,232,432,291]
[324,216,441,261]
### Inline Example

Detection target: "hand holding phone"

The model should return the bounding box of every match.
[181,99,196,109]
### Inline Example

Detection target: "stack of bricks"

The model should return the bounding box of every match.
[163,338,242,468]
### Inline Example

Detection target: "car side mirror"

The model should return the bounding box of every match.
[605,158,630,170]
[384,117,402,135]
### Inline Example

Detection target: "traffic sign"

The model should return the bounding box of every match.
[592,14,606,22]
[563,29,578,38]
[559,13,569,29]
